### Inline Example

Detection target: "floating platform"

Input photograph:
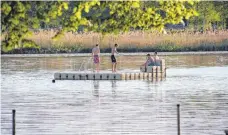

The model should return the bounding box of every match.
[52,59,166,82]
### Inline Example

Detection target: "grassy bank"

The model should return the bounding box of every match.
[2,30,228,54]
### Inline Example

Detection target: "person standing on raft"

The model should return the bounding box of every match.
[111,44,119,72]
[92,44,100,72]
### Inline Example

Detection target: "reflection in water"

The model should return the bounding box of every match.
[145,77,167,103]
[111,80,117,97]
[93,81,99,97]
[92,80,117,98]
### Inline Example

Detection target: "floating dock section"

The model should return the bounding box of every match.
[53,59,166,82]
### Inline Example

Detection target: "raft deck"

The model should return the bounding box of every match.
[53,59,166,81]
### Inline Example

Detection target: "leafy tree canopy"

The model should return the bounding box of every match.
[1,0,198,52]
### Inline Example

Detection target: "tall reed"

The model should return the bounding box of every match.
[26,30,228,50]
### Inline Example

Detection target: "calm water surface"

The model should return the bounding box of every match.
[1,53,228,135]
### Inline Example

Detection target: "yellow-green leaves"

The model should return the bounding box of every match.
[9,18,20,25]
[188,0,194,6]
[1,2,11,15]
[90,1,197,34]
[15,2,25,13]
[185,13,191,20]
[158,0,197,25]
[75,11,81,20]
[63,2,68,10]
[146,8,153,13]
[1,1,40,52]
[45,18,50,23]
[132,2,140,8]
[32,18,40,29]
[80,18,88,25]
[85,4,90,13]
[193,10,199,16]
[1,0,199,52]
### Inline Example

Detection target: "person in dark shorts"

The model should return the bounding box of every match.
[111,44,119,72]
[111,55,116,63]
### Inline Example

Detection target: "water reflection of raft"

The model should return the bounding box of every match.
[52,59,166,82]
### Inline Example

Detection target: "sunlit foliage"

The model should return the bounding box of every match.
[1,0,198,52]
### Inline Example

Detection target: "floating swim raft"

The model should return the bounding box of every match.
[53,59,166,82]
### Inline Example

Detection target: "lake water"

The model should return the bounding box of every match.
[1,53,228,135]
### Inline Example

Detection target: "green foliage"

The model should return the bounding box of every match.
[1,1,67,52]
[188,1,228,30]
[86,0,197,34]
[213,1,228,29]
[1,0,199,52]
[1,2,30,51]
[22,39,40,49]
[57,1,100,35]
[197,2,221,29]
[1,2,11,15]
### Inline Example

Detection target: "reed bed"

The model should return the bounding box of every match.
[2,30,228,53]
[27,30,228,47]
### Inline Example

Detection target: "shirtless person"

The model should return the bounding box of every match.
[92,44,100,72]
[154,51,160,66]
[142,54,155,67]
[111,44,119,72]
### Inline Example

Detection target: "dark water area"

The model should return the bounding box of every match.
[1,53,228,135]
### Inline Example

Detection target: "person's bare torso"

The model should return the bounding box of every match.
[92,47,100,55]
[154,55,159,61]
[111,47,116,55]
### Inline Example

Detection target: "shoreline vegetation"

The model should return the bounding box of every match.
[2,1,228,54]
[1,30,228,54]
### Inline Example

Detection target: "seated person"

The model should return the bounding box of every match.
[142,54,155,67]
[154,51,161,66]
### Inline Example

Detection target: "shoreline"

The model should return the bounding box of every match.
[1,51,228,58]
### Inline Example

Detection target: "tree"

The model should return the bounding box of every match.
[1,1,68,52]
[189,1,222,31]
[1,1,36,52]
[213,1,228,29]
[1,0,198,52]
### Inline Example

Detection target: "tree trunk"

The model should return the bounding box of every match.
[196,3,199,31]
[18,39,23,53]
[226,18,228,29]
[203,4,207,31]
